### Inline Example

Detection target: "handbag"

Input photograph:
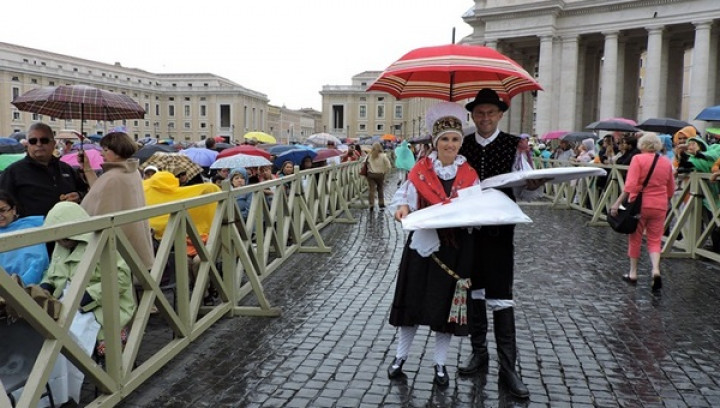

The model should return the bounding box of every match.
[607,154,659,234]
[359,158,368,176]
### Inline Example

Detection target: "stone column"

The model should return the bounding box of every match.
[641,26,665,120]
[599,31,619,120]
[689,21,713,132]
[559,35,579,130]
[485,40,497,50]
[536,35,554,137]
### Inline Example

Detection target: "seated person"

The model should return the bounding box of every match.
[0,190,49,285]
[39,202,135,355]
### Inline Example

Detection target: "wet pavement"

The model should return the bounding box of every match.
[113,172,720,408]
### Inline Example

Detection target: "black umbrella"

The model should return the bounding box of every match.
[9,131,26,141]
[409,135,432,144]
[586,120,639,132]
[561,132,599,143]
[214,142,233,151]
[132,144,175,163]
[636,117,692,135]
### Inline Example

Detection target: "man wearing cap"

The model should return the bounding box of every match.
[457,88,542,399]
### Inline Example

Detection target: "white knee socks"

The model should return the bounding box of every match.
[395,325,417,360]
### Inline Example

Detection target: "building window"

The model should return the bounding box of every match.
[184,105,190,116]
[377,105,385,119]
[184,122,191,129]
[134,120,139,126]
[169,97,175,101]
[13,111,20,120]
[31,78,38,84]
[145,103,149,113]
[184,97,190,101]
[200,105,207,116]
[377,96,385,102]
[395,105,403,119]
[48,81,55,86]
[376,124,384,132]
[200,122,207,129]
[12,87,19,99]
[220,105,231,128]
[155,104,160,116]
[359,123,366,131]
[332,105,344,130]
[11,76,19,81]
[32,113,40,121]
[169,105,175,117]
[359,105,367,119]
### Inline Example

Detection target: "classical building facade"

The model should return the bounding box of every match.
[324,1,719,139]
[0,42,315,143]
[460,0,720,136]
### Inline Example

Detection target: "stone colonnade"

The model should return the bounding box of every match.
[478,20,719,137]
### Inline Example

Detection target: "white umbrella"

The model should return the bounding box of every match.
[401,186,532,230]
[210,154,272,169]
[306,133,342,147]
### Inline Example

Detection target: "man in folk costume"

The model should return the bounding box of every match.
[458,88,544,399]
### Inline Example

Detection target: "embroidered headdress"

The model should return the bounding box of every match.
[425,102,466,146]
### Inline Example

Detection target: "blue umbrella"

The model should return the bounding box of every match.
[88,134,103,142]
[695,105,720,121]
[180,147,218,167]
[273,149,318,168]
[0,137,20,145]
[267,144,314,155]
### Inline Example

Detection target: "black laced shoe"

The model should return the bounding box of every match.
[387,357,406,379]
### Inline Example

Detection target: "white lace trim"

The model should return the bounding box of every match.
[429,151,467,180]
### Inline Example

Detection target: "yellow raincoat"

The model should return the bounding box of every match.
[143,171,221,239]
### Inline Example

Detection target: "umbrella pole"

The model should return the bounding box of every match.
[449,72,455,101]
[80,103,84,152]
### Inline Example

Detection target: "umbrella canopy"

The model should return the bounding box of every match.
[0,138,19,146]
[540,130,570,140]
[707,127,720,136]
[381,134,398,141]
[210,154,272,169]
[267,144,315,155]
[367,43,543,102]
[132,143,176,163]
[214,142,233,151]
[180,147,218,167]
[243,131,276,144]
[306,133,342,147]
[143,152,203,180]
[0,153,25,171]
[55,130,81,140]
[408,135,432,144]
[11,84,145,135]
[273,149,318,168]
[8,131,26,141]
[561,132,599,143]
[312,148,343,163]
[636,117,692,135]
[70,141,102,152]
[216,145,272,160]
[585,120,639,132]
[60,149,104,170]
[695,105,720,121]
[87,134,103,143]
[0,143,25,154]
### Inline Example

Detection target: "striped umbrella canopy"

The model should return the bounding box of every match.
[142,152,203,180]
[367,44,543,102]
[11,84,145,135]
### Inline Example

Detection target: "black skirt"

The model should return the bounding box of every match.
[388,228,475,335]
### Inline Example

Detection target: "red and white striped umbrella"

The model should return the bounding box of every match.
[11,84,145,134]
[367,44,542,103]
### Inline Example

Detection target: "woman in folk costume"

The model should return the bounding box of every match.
[387,102,479,387]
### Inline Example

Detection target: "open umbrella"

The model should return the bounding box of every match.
[408,135,432,144]
[0,154,25,171]
[11,84,145,136]
[540,130,570,141]
[55,130,81,140]
[585,120,639,132]
[273,149,318,168]
[243,131,276,144]
[636,118,692,135]
[132,143,176,163]
[8,131,26,141]
[180,147,218,167]
[695,105,720,121]
[210,154,272,169]
[560,132,599,143]
[381,134,398,141]
[0,143,25,154]
[306,133,342,147]
[367,43,543,102]
[216,145,272,160]
[215,142,233,151]
[60,149,104,170]
[312,148,343,163]
[143,152,203,180]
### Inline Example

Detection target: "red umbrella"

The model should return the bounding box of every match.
[216,145,272,160]
[11,84,145,136]
[540,130,570,141]
[367,44,543,102]
[312,148,343,163]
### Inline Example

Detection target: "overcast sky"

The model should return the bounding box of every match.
[2,0,473,111]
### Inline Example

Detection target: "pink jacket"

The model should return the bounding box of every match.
[624,152,675,211]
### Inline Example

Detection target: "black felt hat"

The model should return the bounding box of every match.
[465,88,509,112]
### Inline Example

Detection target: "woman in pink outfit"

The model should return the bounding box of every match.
[610,133,675,291]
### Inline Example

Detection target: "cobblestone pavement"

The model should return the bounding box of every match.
[113,173,720,408]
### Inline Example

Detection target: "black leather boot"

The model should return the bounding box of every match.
[458,299,489,375]
[494,307,529,399]
[387,357,406,379]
